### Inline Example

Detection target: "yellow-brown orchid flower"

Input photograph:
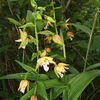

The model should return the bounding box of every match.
[18,80,29,93]
[66,31,74,41]
[40,48,51,57]
[62,18,70,30]
[54,63,69,78]
[30,95,37,100]
[15,29,30,49]
[36,56,55,72]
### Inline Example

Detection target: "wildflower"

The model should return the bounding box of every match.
[44,16,53,30]
[54,63,69,78]
[62,18,70,30]
[53,35,63,45]
[36,56,55,72]
[18,80,29,93]
[40,48,51,57]
[45,35,52,43]
[15,29,30,49]
[66,32,74,41]
[30,95,37,100]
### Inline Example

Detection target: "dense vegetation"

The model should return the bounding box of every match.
[0,0,100,100]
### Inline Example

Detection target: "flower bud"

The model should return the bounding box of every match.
[53,35,63,45]
[30,95,37,100]
[66,32,74,38]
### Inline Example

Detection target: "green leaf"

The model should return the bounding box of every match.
[90,35,100,50]
[0,73,49,81]
[20,87,35,100]
[26,10,34,23]
[28,35,36,45]
[48,52,66,62]
[18,0,24,6]
[8,18,22,26]
[37,81,48,100]
[38,30,54,35]
[46,70,58,79]
[68,70,100,100]
[62,90,68,100]
[0,73,36,80]
[36,20,46,32]
[31,51,41,61]
[37,74,49,81]
[19,22,35,29]
[15,60,37,73]
[70,23,91,35]
[90,0,100,9]
[0,91,9,97]
[52,86,69,100]
[86,63,100,71]
[0,45,12,53]
[44,79,63,89]
[68,66,79,74]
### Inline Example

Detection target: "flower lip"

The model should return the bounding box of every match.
[54,63,69,78]
[36,56,55,71]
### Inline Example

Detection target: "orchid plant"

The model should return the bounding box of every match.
[0,0,100,100]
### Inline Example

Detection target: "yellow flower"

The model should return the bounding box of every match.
[30,95,37,100]
[15,29,30,49]
[40,48,51,57]
[18,80,29,93]
[54,63,69,78]
[36,56,55,72]
[62,18,70,30]
[66,32,74,41]
[53,35,63,45]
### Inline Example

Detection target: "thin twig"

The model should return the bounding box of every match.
[57,0,61,4]
[62,0,72,13]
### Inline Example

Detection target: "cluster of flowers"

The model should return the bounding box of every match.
[15,18,74,99]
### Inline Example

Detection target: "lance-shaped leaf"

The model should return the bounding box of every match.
[8,18,22,26]
[38,30,54,35]
[15,60,37,73]
[19,22,35,29]
[70,23,91,35]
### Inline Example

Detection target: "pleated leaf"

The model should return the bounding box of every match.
[68,70,100,100]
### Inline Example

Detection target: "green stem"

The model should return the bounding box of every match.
[63,44,66,61]
[22,49,24,63]
[24,71,30,80]
[52,0,58,35]
[34,82,37,95]
[83,8,99,72]
[34,7,39,72]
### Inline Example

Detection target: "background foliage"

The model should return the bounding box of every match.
[0,0,100,100]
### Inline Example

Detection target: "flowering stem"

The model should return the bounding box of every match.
[34,8,39,72]
[83,8,98,72]
[22,49,25,63]
[24,71,30,80]
[63,44,66,62]
[51,0,58,35]
[34,82,37,95]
